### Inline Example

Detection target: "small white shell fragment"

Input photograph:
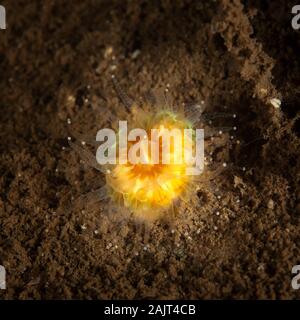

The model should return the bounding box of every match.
[131,50,141,59]
[104,46,113,59]
[270,98,281,109]
[267,199,274,210]
[106,244,111,250]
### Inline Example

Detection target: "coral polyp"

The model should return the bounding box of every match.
[105,108,195,220]
[69,79,235,222]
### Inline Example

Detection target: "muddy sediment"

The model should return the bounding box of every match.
[0,0,299,299]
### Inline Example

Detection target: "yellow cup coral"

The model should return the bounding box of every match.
[106,108,195,220]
